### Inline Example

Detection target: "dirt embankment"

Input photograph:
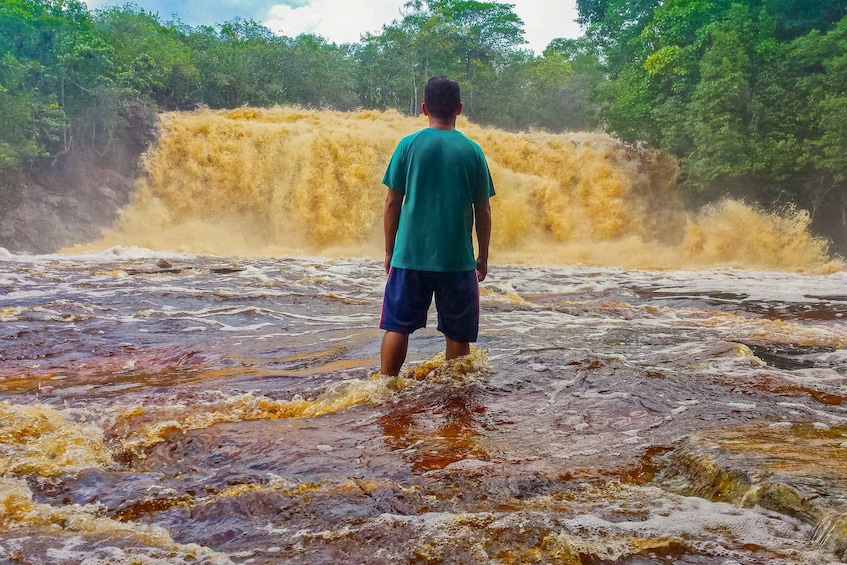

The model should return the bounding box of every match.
[0,149,142,255]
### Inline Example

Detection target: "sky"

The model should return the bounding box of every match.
[81,0,583,54]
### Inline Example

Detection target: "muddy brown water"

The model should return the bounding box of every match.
[0,252,845,563]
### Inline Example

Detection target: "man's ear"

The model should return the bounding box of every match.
[456,102,463,116]
[421,103,429,116]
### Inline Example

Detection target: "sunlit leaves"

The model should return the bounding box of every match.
[582,0,847,222]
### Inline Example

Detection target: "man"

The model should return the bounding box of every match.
[379,76,495,377]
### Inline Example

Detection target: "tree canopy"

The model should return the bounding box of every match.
[579,0,847,247]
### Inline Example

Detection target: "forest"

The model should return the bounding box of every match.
[1,0,845,250]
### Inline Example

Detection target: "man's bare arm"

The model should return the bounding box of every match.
[384,188,403,274]
[474,197,492,282]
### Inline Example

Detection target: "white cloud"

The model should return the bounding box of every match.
[264,0,582,53]
[265,0,406,44]
[512,0,583,52]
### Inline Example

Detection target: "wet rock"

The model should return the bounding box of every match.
[659,423,847,559]
[0,150,139,254]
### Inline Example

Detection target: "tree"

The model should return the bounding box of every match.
[93,6,199,109]
[408,0,526,116]
[580,0,847,248]
[359,0,525,120]
[0,0,134,162]
[186,19,287,108]
[283,34,359,110]
[0,52,60,173]
[683,9,754,195]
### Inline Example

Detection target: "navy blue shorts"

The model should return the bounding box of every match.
[380,268,479,342]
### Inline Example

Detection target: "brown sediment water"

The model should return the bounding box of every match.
[0,256,845,563]
[1,108,846,562]
[74,107,840,273]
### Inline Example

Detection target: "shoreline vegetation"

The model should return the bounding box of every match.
[0,0,845,259]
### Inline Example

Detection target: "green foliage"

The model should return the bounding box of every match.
[684,8,754,190]
[0,53,51,172]
[357,0,600,130]
[94,5,199,108]
[578,0,847,247]
[283,34,359,110]
[527,40,603,131]
[0,0,163,173]
[794,16,847,180]
[185,20,283,108]
[814,96,847,181]
[581,0,847,201]
[357,0,527,118]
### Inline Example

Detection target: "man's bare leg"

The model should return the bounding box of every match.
[445,336,470,360]
[381,331,409,376]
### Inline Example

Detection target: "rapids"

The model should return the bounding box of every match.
[0,249,846,563]
[2,108,846,563]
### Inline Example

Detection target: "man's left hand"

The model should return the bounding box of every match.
[476,258,488,282]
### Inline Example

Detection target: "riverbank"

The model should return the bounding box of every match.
[0,148,141,255]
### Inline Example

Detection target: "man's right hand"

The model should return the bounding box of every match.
[384,188,402,276]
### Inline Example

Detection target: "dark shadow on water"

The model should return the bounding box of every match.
[379,391,488,472]
[742,342,836,370]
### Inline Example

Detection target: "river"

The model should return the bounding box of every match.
[1,248,846,563]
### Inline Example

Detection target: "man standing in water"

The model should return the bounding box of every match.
[380,76,495,376]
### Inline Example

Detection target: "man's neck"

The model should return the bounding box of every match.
[427,117,456,130]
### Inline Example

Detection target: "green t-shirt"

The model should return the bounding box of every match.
[383,128,495,271]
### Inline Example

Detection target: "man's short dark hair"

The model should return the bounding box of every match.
[424,76,461,119]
